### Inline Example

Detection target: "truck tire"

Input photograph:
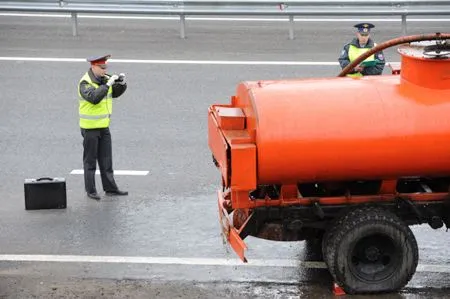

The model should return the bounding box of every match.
[325,206,418,294]
[322,209,349,267]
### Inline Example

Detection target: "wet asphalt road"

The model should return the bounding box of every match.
[1,13,450,298]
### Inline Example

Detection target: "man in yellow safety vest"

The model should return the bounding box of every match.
[78,54,128,200]
[338,23,385,77]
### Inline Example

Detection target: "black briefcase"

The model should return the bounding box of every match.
[24,177,67,210]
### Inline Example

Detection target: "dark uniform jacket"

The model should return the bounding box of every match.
[79,69,127,105]
[338,38,385,76]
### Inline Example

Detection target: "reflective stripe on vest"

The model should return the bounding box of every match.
[78,73,113,129]
[347,44,376,77]
[79,113,110,120]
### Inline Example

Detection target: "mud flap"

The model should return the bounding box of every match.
[218,189,248,262]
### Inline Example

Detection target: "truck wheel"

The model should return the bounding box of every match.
[325,206,418,294]
[322,210,348,267]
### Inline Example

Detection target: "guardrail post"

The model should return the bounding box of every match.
[71,12,78,36]
[288,15,294,40]
[180,14,186,39]
[401,15,407,36]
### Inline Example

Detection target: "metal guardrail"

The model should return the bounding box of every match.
[1,0,450,39]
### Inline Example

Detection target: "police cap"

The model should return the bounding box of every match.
[86,54,111,66]
[354,23,375,36]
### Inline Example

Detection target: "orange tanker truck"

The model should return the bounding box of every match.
[208,33,450,294]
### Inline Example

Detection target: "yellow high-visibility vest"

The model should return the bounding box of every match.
[78,73,113,129]
[347,44,376,78]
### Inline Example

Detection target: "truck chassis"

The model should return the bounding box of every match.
[218,179,450,294]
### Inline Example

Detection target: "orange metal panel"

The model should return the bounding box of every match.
[214,106,245,130]
[280,184,298,199]
[222,130,253,144]
[208,108,229,187]
[379,180,398,194]
[218,190,248,262]
[229,228,248,262]
[232,190,254,209]
[231,144,257,190]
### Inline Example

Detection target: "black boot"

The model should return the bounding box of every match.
[87,192,101,200]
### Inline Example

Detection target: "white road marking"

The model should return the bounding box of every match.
[416,264,450,273]
[0,57,85,62]
[112,59,340,65]
[70,169,149,176]
[0,254,447,273]
[0,254,324,268]
[0,57,404,66]
[1,13,450,22]
[0,56,342,66]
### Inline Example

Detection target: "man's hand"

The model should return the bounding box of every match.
[106,75,119,86]
[354,65,365,73]
[118,73,126,85]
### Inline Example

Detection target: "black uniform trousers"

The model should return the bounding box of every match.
[81,127,118,194]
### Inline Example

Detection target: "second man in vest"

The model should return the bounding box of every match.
[338,23,385,77]
[78,54,128,200]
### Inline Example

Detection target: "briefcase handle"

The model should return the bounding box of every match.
[36,177,54,182]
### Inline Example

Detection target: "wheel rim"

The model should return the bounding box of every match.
[348,234,401,282]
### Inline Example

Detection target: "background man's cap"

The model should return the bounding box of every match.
[87,54,111,66]
[354,23,375,36]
